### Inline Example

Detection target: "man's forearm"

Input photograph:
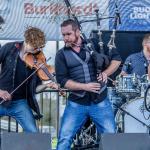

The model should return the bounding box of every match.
[65,80,86,91]
[103,60,121,76]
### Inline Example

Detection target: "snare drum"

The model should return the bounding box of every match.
[115,74,140,98]
[115,97,150,133]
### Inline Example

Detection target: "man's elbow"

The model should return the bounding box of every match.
[111,60,121,66]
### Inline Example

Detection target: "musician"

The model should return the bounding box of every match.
[121,34,150,78]
[55,19,121,150]
[0,27,57,132]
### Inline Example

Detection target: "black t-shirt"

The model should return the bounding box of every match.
[12,56,30,100]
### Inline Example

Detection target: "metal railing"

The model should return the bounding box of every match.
[0,89,69,139]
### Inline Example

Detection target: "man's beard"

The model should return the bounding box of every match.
[65,35,79,48]
[65,43,72,48]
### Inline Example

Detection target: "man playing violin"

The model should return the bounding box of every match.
[55,19,121,150]
[0,27,57,132]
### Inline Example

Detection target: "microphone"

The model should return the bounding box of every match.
[124,61,131,73]
[115,3,121,24]
[144,62,148,73]
[124,62,131,67]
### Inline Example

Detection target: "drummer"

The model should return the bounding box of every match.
[121,34,150,78]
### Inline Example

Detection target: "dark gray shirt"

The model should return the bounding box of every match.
[55,39,122,105]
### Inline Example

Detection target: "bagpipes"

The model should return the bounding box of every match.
[94,4,121,72]
[63,0,121,93]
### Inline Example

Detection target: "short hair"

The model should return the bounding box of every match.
[143,33,150,45]
[61,19,80,31]
[24,27,46,49]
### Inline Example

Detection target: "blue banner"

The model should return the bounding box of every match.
[109,0,150,31]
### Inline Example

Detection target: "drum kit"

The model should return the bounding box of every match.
[108,73,150,133]
[73,74,150,149]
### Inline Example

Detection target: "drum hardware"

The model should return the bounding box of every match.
[107,87,124,115]
[0,15,5,31]
[144,84,150,112]
[140,74,150,97]
[79,123,97,145]
[140,103,150,120]
[73,121,98,149]
[115,74,141,99]
[114,101,150,133]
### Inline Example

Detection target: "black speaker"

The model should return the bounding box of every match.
[99,133,150,150]
[1,132,51,150]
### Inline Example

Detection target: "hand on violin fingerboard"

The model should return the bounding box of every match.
[46,82,59,90]
[47,82,66,97]
[36,82,58,93]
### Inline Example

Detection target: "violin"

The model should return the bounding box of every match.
[23,51,55,81]
[23,51,66,96]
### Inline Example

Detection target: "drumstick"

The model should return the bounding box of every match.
[107,77,117,85]
[107,77,114,82]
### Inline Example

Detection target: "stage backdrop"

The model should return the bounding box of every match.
[0,0,150,40]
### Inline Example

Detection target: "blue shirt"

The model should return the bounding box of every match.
[122,51,148,77]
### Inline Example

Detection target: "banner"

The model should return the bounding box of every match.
[0,0,109,40]
[109,0,150,31]
[0,0,150,40]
